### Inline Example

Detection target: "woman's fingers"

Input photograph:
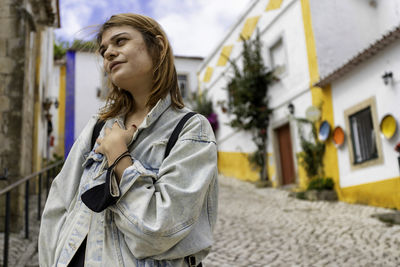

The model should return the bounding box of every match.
[112,121,121,129]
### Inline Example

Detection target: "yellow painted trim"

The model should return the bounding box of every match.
[300,0,340,194]
[218,151,259,182]
[266,0,284,11]
[203,67,214,83]
[300,0,319,86]
[320,85,340,197]
[56,65,66,157]
[216,45,233,67]
[299,0,319,188]
[341,177,400,209]
[218,151,277,185]
[33,100,41,171]
[33,51,41,172]
[238,16,260,41]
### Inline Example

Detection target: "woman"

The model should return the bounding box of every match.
[39,13,218,267]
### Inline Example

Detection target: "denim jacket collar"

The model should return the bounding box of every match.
[112,94,172,131]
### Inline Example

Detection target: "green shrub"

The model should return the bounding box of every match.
[224,31,275,181]
[307,177,334,191]
[296,191,306,200]
[296,118,325,180]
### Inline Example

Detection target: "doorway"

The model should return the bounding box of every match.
[276,123,295,185]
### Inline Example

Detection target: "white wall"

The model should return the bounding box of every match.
[175,56,203,97]
[48,63,61,156]
[331,40,400,188]
[198,0,311,157]
[74,52,105,138]
[310,0,400,79]
[73,53,203,138]
[39,28,55,159]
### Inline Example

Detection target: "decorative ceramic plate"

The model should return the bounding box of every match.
[305,106,321,122]
[332,126,345,147]
[380,114,397,139]
[318,120,331,141]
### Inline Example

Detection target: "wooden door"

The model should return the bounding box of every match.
[276,124,295,185]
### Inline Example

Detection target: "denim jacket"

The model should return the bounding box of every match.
[38,95,218,267]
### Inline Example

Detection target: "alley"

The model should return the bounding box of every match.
[2,175,400,266]
[203,176,400,267]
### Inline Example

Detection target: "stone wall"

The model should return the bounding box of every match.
[0,0,59,232]
[0,0,28,232]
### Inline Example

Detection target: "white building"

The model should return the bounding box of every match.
[175,55,203,101]
[198,0,400,209]
[315,25,400,208]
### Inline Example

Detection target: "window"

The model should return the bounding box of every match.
[269,37,287,76]
[178,74,188,99]
[349,107,377,164]
[344,97,383,169]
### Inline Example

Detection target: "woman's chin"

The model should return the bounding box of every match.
[110,76,128,90]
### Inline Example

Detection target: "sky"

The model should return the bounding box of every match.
[55,0,253,58]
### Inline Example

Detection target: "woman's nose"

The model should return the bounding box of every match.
[104,46,117,60]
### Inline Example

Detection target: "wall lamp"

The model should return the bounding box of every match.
[382,71,393,86]
[287,103,295,115]
[42,97,59,111]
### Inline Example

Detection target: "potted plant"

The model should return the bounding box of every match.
[293,117,337,201]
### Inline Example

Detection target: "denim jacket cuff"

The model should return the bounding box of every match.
[81,165,120,212]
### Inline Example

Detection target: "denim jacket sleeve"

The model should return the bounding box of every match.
[38,116,97,266]
[109,114,218,258]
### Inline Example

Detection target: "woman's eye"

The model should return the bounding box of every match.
[116,38,126,45]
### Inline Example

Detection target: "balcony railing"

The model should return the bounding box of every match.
[0,161,63,267]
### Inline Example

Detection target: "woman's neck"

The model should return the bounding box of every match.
[123,90,150,127]
[126,80,152,113]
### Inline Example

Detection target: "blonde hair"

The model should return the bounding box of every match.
[97,13,184,120]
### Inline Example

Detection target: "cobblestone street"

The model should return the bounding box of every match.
[203,176,400,267]
[1,175,400,266]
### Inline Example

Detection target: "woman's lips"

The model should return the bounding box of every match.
[110,62,123,72]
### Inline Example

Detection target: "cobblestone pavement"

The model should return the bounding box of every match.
[203,176,400,267]
[2,175,400,266]
[0,193,42,267]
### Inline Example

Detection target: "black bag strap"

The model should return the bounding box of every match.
[185,255,202,267]
[164,112,196,159]
[91,119,106,149]
[91,113,196,156]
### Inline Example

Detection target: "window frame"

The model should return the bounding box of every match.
[266,33,288,78]
[177,73,189,99]
[344,96,383,170]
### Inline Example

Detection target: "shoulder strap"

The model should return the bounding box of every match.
[91,113,195,156]
[91,119,106,149]
[164,112,196,159]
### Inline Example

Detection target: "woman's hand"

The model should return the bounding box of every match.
[95,122,137,166]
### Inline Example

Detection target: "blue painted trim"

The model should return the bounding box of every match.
[65,51,76,158]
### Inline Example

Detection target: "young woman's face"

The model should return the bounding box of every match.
[100,25,153,91]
